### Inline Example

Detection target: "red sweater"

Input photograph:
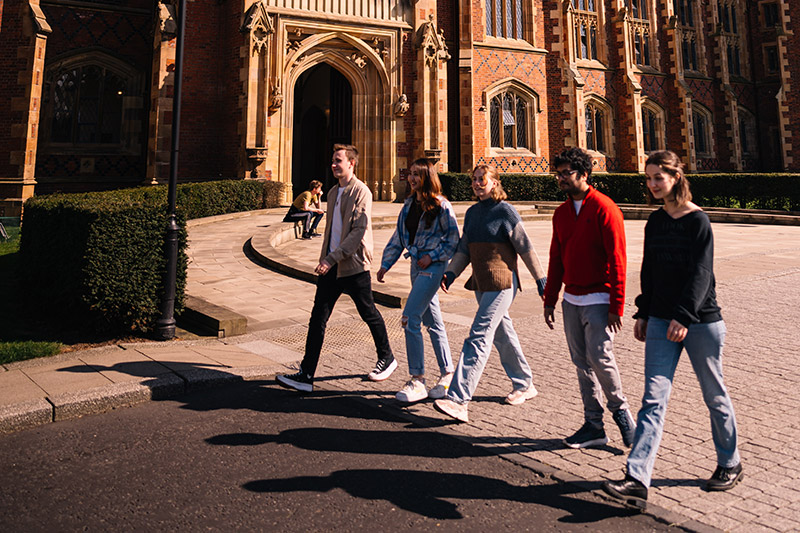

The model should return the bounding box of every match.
[543,187,626,316]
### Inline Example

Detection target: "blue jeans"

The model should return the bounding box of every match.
[627,318,739,487]
[447,274,533,404]
[403,261,453,376]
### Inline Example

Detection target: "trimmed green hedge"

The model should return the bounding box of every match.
[19,179,285,334]
[440,172,800,211]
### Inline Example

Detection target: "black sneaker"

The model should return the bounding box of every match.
[705,463,743,491]
[368,356,397,381]
[602,475,648,510]
[277,370,313,392]
[613,408,636,448]
[564,422,609,449]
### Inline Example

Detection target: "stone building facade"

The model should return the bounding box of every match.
[1,0,797,216]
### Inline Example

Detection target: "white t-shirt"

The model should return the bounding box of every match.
[573,199,583,215]
[328,187,346,254]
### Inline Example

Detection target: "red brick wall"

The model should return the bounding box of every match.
[0,0,29,179]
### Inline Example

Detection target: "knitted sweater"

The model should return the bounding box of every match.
[543,186,627,316]
[633,208,722,326]
[446,198,546,292]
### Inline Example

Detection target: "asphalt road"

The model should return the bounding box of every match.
[0,381,677,531]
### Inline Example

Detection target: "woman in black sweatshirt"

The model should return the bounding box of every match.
[603,150,742,510]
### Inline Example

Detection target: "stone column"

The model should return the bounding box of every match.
[0,1,50,217]
[146,1,178,184]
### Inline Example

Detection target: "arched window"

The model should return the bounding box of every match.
[488,84,538,152]
[485,0,525,40]
[641,101,665,153]
[585,99,611,154]
[691,104,713,157]
[42,52,142,150]
[738,107,757,156]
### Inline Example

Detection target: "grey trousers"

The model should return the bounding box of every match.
[562,301,629,429]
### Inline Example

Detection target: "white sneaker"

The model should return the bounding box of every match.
[396,378,427,403]
[428,373,453,399]
[505,385,538,405]
[433,398,469,423]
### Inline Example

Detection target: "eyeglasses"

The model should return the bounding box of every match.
[554,170,578,179]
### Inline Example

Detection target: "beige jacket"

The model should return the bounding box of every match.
[319,176,374,277]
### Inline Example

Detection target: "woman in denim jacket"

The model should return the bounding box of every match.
[377,158,460,403]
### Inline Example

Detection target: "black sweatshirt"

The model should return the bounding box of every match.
[633,209,722,327]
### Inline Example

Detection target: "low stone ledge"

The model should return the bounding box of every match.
[0,399,53,434]
[180,295,247,338]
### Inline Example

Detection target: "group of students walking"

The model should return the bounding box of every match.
[277,144,743,510]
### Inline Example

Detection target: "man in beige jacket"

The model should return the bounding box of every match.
[278,144,396,392]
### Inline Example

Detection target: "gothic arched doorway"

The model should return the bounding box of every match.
[291,64,352,198]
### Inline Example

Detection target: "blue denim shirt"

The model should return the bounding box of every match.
[380,195,460,270]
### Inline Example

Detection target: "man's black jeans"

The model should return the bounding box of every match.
[300,264,393,376]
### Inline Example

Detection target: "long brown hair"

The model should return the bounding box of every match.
[410,158,443,227]
[645,150,692,206]
[472,164,508,202]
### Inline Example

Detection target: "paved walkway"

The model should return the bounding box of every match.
[2,203,799,532]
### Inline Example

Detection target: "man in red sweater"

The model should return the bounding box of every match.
[543,147,635,449]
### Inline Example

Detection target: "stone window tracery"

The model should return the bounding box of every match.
[641,100,665,153]
[489,88,536,151]
[41,53,141,150]
[692,104,714,157]
[570,0,601,62]
[718,0,747,79]
[738,107,757,156]
[585,98,611,154]
[675,0,704,73]
[628,0,655,68]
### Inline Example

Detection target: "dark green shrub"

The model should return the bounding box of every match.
[20,191,187,333]
[441,171,799,211]
[17,178,282,334]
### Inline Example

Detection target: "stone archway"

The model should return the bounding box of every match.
[280,32,395,201]
[291,64,353,198]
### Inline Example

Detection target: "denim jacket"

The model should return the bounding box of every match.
[380,195,460,271]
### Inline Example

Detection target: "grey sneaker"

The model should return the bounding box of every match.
[564,422,609,449]
[428,373,453,399]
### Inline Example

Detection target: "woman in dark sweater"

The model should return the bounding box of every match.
[603,151,742,509]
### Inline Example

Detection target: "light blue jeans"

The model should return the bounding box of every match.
[447,274,533,404]
[403,260,454,376]
[627,318,740,487]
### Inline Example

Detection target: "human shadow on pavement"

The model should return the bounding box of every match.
[243,469,632,522]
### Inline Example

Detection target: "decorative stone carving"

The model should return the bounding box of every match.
[158,1,176,39]
[347,52,367,69]
[269,78,283,112]
[394,94,409,117]
[241,1,275,54]
[417,14,450,67]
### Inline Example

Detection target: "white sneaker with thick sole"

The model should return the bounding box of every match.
[433,398,469,423]
[396,378,427,403]
[428,373,453,399]
[368,357,398,381]
[505,385,538,405]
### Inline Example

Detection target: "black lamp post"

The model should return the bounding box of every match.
[156,0,186,341]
